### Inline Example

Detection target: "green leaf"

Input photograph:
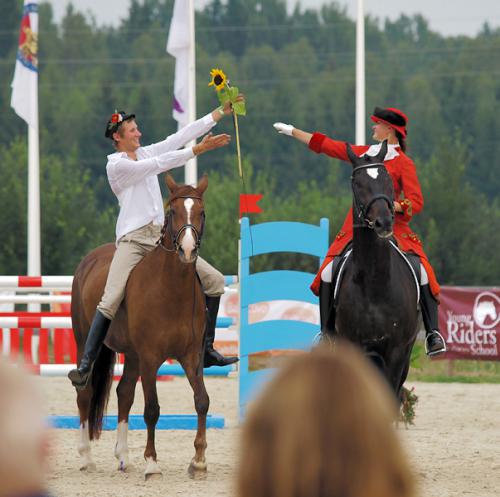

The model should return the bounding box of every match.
[217,89,231,105]
[232,101,246,116]
[227,86,246,115]
[228,86,239,100]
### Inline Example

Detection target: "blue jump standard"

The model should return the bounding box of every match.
[48,414,225,430]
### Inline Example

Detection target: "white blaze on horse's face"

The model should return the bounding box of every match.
[181,198,196,259]
[366,167,379,179]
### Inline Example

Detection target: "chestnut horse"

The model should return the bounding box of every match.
[334,141,420,400]
[71,175,209,479]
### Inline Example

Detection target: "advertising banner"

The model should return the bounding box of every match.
[438,286,500,360]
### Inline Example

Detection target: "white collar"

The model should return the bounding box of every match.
[362,142,400,161]
[107,150,137,161]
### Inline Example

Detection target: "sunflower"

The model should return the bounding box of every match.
[208,68,227,91]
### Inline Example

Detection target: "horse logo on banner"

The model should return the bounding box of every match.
[17,3,38,71]
[473,292,500,329]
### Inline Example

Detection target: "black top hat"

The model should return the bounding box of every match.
[105,111,136,139]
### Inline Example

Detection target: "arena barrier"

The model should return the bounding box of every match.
[238,217,329,418]
[0,275,238,374]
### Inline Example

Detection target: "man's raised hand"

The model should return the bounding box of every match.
[193,132,231,155]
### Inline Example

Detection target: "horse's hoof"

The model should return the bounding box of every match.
[117,459,130,472]
[145,472,163,481]
[80,462,96,472]
[144,457,162,480]
[188,458,207,477]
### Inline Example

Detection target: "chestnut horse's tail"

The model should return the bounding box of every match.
[88,344,116,440]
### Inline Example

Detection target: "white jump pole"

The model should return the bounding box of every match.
[0,295,71,304]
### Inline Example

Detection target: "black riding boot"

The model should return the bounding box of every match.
[319,280,336,340]
[68,310,111,389]
[420,284,446,356]
[204,295,239,367]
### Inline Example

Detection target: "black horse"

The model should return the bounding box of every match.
[333,140,419,399]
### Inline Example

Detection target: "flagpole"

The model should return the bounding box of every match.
[355,0,366,145]
[28,5,41,364]
[27,83,41,277]
[185,0,197,186]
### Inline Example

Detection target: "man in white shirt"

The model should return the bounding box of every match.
[68,101,240,390]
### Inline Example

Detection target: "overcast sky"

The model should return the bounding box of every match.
[45,0,500,37]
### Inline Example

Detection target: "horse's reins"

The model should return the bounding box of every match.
[351,162,394,229]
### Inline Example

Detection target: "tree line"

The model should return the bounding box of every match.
[0,0,498,285]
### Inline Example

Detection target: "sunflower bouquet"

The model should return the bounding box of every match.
[208,68,246,177]
[208,68,246,116]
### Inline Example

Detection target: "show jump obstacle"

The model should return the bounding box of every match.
[238,217,329,418]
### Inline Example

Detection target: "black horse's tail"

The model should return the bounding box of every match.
[88,344,116,440]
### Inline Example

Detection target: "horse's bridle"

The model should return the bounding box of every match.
[351,162,394,229]
[157,195,205,253]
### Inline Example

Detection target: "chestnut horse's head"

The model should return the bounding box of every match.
[160,174,208,263]
[346,140,395,239]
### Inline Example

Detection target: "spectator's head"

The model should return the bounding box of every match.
[238,342,415,497]
[0,359,50,497]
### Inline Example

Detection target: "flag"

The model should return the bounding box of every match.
[239,194,263,218]
[166,0,191,129]
[11,1,38,128]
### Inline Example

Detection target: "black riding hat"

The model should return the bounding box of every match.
[105,111,136,139]
[370,107,408,138]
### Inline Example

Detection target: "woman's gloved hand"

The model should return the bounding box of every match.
[273,122,294,136]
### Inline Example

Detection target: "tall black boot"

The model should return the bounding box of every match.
[204,295,239,367]
[319,280,336,340]
[420,284,446,356]
[68,309,111,389]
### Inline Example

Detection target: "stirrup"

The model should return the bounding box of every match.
[425,331,447,357]
[68,361,95,391]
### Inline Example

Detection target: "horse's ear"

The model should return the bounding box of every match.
[165,174,177,193]
[346,143,359,165]
[197,174,208,195]
[377,140,388,161]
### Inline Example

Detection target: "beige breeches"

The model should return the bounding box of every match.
[98,223,224,319]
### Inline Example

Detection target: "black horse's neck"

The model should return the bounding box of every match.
[352,213,392,292]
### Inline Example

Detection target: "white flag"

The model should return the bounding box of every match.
[166,0,191,129]
[11,1,39,129]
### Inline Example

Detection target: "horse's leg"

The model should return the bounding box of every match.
[180,353,210,475]
[140,363,162,480]
[76,387,96,471]
[115,355,139,472]
[395,347,413,402]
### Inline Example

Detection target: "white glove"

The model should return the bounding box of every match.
[273,122,294,136]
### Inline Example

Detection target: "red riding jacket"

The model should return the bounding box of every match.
[308,132,440,298]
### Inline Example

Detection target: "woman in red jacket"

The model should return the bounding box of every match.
[273,107,446,356]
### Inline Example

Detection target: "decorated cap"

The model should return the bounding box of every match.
[370,107,408,138]
[104,110,136,139]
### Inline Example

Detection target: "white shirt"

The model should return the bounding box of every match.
[106,112,217,242]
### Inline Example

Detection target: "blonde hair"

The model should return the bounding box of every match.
[0,359,48,497]
[238,342,415,497]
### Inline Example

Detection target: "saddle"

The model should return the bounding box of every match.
[331,240,421,306]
